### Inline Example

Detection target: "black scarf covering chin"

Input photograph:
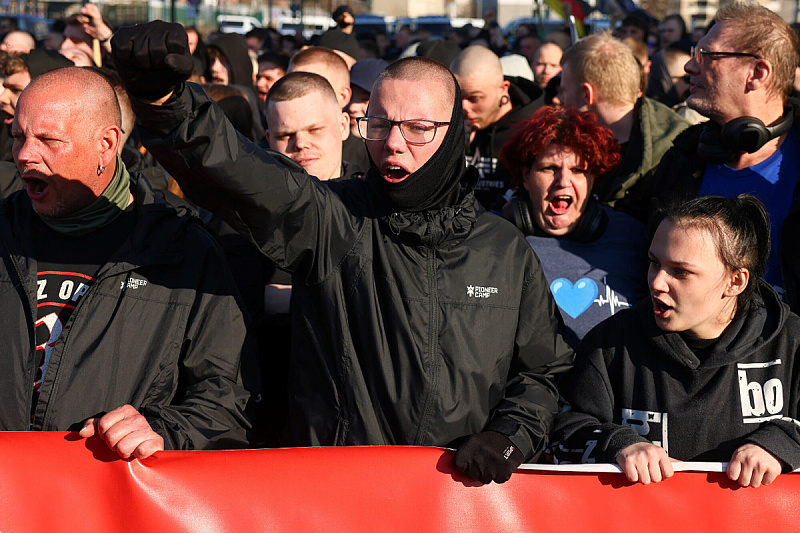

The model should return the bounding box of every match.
[368,68,467,213]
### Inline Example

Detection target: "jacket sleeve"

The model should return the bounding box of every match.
[548,333,648,464]
[130,82,359,277]
[744,333,800,471]
[483,250,575,461]
[745,420,800,472]
[141,227,255,450]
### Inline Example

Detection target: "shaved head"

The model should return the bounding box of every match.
[288,46,351,108]
[376,56,455,104]
[450,45,504,84]
[450,46,511,131]
[27,67,121,133]
[13,66,124,217]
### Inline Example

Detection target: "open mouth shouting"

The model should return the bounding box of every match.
[22,175,48,200]
[549,195,573,214]
[652,297,673,318]
[382,162,410,183]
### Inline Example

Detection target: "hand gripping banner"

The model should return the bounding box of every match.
[0,432,798,532]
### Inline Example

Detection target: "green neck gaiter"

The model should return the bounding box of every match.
[38,155,131,237]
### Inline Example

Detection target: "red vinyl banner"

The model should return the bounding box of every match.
[0,432,798,532]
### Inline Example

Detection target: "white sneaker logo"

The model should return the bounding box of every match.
[467,285,498,298]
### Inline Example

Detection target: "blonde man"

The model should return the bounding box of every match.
[558,31,688,221]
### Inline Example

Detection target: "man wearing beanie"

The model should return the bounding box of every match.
[0,66,254,459]
[113,21,573,484]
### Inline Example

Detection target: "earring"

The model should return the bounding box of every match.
[500,95,510,106]
[98,164,106,175]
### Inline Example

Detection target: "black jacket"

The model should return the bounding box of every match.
[467,77,543,210]
[133,82,574,460]
[0,171,253,449]
[550,282,800,470]
[649,99,800,312]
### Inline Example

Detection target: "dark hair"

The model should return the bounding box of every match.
[649,194,771,314]
[662,14,687,40]
[257,50,290,72]
[499,106,621,190]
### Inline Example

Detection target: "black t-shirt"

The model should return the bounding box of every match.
[31,205,136,422]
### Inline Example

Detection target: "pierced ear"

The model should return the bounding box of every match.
[100,125,121,161]
[726,268,750,297]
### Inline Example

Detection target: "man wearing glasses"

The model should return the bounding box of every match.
[111,22,574,485]
[651,3,800,312]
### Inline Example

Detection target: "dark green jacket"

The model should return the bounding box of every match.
[597,96,689,221]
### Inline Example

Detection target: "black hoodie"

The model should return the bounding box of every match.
[550,281,800,470]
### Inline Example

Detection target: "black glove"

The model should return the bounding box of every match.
[453,431,525,484]
[111,20,194,100]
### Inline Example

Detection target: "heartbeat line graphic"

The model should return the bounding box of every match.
[594,283,630,315]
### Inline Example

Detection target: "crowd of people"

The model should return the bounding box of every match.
[1,0,800,490]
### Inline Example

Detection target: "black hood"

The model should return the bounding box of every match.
[205,33,253,87]
[368,71,468,213]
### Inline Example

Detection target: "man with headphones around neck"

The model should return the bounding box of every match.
[650,2,800,312]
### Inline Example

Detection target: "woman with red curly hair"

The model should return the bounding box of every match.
[499,106,649,347]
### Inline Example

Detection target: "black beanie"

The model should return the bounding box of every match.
[317,29,360,63]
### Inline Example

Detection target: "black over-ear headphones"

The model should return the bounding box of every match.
[698,105,794,163]
[502,191,609,243]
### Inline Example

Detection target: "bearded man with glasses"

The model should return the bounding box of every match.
[111,21,574,485]
[651,2,800,313]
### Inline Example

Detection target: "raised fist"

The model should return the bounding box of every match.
[111,20,194,100]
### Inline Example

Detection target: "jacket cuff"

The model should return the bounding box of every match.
[604,425,649,462]
[745,422,800,472]
[484,417,536,460]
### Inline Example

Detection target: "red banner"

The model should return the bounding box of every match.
[0,432,798,532]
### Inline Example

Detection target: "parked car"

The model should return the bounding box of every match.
[352,14,390,37]
[217,15,262,35]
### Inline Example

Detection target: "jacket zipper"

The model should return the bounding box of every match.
[413,217,440,444]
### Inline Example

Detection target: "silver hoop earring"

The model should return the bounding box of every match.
[98,165,106,175]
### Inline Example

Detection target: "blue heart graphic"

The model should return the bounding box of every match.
[550,278,598,319]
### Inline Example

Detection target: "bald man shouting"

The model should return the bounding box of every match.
[0,66,253,459]
[451,45,544,209]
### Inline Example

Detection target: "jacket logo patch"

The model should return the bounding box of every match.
[121,278,148,290]
[467,285,498,298]
[738,360,784,423]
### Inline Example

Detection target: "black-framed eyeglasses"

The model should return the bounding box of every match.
[690,46,761,65]
[357,117,450,144]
